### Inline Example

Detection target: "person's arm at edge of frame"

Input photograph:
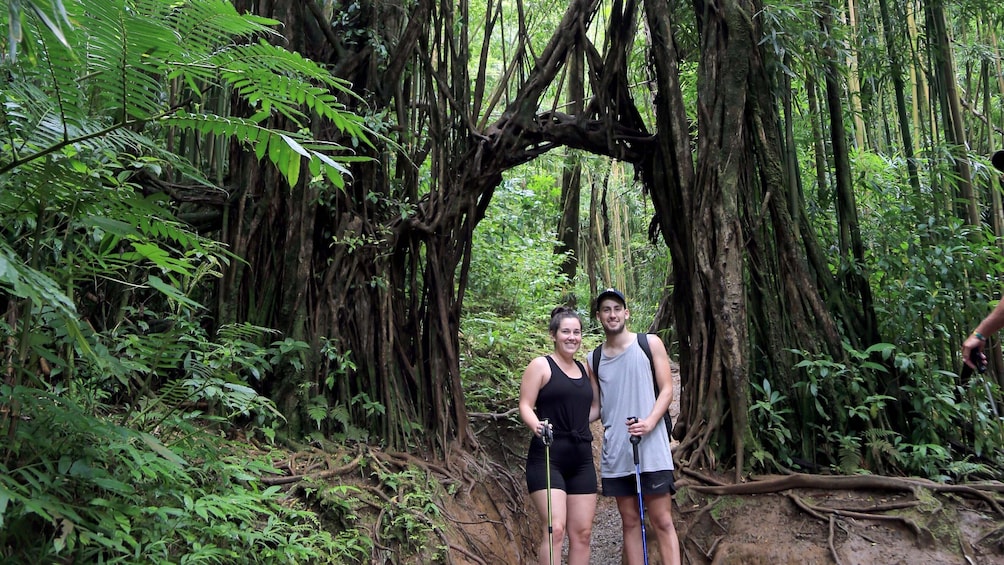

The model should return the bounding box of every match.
[519,356,549,437]
[642,333,673,436]
[962,300,1004,369]
[587,353,601,423]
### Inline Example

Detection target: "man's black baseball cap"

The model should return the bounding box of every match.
[594,288,626,311]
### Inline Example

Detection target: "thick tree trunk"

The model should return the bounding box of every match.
[643,0,867,473]
[641,0,696,445]
[642,0,754,474]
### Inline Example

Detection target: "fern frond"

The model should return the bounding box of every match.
[210,41,372,144]
[163,111,351,187]
[0,240,86,352]
[4,0,366,188]
[166,0,280,49]
[216,322,280,343]
[4,0,73,63]
[0,241,74,313]
[864,427,899,461]
[837,441,862,473]
[83,0,177,120]
[34,15,85,122]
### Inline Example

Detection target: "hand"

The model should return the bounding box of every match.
[625,416,651,437]
[962,333,987,370]
[538,420,553,445]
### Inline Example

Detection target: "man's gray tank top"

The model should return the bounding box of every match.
[587,333,674,478]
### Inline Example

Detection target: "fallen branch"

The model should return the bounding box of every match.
[827,499,921,513]
[680,467,730,487]
[959,531,977,565]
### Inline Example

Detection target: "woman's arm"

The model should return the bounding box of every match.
[518,356,549,436]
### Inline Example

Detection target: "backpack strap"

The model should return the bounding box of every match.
[636,332,655,383]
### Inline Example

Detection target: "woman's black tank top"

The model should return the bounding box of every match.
[533,356,593,442]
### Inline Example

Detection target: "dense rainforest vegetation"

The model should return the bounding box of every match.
[3,0,1004,561]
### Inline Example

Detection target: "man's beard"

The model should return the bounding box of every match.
[603,322,626,336]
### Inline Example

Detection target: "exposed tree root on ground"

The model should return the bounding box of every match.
[681,468,1004,516]
[673,467,1004,564]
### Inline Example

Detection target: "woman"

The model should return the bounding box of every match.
[519,306,597,565]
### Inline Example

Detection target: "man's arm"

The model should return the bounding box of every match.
[644,333,673,432]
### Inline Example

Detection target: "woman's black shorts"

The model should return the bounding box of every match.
[525,438,597,494]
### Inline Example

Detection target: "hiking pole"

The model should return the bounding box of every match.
[629,417,650,565]
[972,350,1004,445]
[965,348,999,417]
[541,419,554,565]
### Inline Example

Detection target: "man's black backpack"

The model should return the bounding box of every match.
[591,332,674,438]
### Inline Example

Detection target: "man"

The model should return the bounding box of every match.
[587,288,681,565]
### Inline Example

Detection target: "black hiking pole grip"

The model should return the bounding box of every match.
[541,419,554,446]
[960,348,985,382]
[971,348,988,374]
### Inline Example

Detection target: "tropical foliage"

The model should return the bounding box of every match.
[0,0,368,560]
[5,0,1004,561]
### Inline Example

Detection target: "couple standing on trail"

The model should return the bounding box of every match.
[518,288,682,565]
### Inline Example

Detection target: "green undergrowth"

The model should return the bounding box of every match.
[0,384,362,563]
[296,449,454,562]
[0,381,509,564]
